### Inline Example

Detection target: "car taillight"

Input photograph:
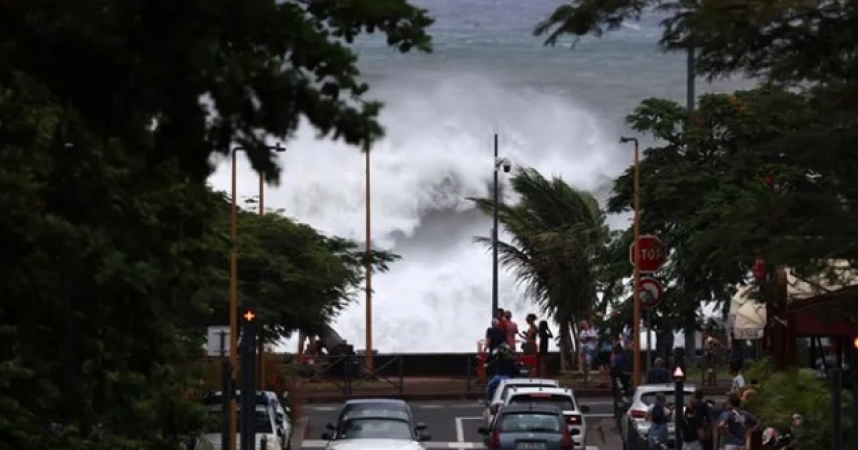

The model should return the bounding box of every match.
[491,427,501,449]
[631,410,647,419]
[566,414,582,425]
[560,427,573,450]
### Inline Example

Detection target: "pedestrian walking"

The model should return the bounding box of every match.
[717,394,760,450]
[537,320,553,377]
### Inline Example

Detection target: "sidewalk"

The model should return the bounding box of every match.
[298,376,732,402]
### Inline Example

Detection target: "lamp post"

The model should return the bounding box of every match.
[364,143,374,373]
[619,136,641,386]
[492,134,511,318]
[228,143,285,450]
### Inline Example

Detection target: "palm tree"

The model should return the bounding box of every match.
[471,167,613,370]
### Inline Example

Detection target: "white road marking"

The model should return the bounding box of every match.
[300,440,600,449]
[454,417,484,443]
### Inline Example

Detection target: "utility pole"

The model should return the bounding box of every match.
[492,133,500,318]
[365,143,374,373]
[684,47,698,357]
[620,136,641,386]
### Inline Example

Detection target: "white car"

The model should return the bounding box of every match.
[205,390,293,449]
[203,403,283,450]
[322,415,428,450]
[620,383,697,448]
[501,386,590,448]
[482,378,560,428]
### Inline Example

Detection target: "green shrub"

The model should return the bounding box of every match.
[744,358,851,449]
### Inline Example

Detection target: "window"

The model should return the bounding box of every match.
[341,408,410,422]
[205,406,274,434]
[500,384,554,401]
[508,394,574,411]
[337,418,414,440]
[639,391,693,407]
[498,413,562,433]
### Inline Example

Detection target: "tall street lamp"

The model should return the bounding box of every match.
[228,142,285,450]
[364,143,374,373]
[492,133,512,317]
[619,136,641,386]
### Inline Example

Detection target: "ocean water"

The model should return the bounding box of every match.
[208,0,750,353]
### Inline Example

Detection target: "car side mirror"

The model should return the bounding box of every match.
[275,412,284,425]
[419,433,432,441]
[326,423,336,431]
[579,405,591,413]
[477,427,489,435]
[321,432,331,440]
[415,423,427,431]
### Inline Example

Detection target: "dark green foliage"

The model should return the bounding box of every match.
[606,88,858,326]
[208,201,400,341]
[0,0,433,183]
[0,75,218,449]
[0,0,427,447]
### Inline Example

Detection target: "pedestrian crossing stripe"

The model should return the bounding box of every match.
[300,440,600,449]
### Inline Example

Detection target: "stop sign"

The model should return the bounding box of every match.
[629,235,666,273]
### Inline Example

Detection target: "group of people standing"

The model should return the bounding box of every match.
[484,308,554,376]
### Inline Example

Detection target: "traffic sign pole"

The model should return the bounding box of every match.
[239,301,258,450]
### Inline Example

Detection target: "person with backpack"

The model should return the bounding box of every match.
[485,343,517,402]
[646,392,670,449]
[717,394,760,450]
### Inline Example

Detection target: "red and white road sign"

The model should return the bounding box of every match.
[629,234,667,273]
[639,277,665,309]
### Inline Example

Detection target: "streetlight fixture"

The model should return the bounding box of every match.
[619,136,641,386]
[364,142,374,374]
[492,133,512,318]
[228,142,285,450]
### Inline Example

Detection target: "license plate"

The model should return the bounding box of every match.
[515,442,547,450]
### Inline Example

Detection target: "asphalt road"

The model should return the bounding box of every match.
[298,398,617,450]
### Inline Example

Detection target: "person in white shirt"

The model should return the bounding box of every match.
[729,366,746,395]
[578,320,598,385]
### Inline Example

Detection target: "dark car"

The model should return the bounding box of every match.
[321,399,428,440]
[478,404,573,450]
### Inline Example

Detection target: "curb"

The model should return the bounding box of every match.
[301,386,727,403]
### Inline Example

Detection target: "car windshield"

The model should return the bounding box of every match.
[498,413,563,433]
[205,406,273,434]
[337,418,414,440]
[508,394,574,411]
[342,408,410,422]
[500,384,555,401]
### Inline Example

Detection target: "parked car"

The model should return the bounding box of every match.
[502,386,589,449]
[478,404,573,450]
[483,378,561,428]
[321,413,431,450]
[322,399,428,440]
[203,390,292,450]
[619,383,697,449]
[202,402,283,450]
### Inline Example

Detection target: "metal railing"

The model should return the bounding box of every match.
[350,355,405,396]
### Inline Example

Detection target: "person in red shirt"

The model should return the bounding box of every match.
[496,308,509,334]
[504,310,519,351]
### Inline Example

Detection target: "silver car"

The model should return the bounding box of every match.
[322,415,429,450]
[483,378,560,429]
[620,383,697,447]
